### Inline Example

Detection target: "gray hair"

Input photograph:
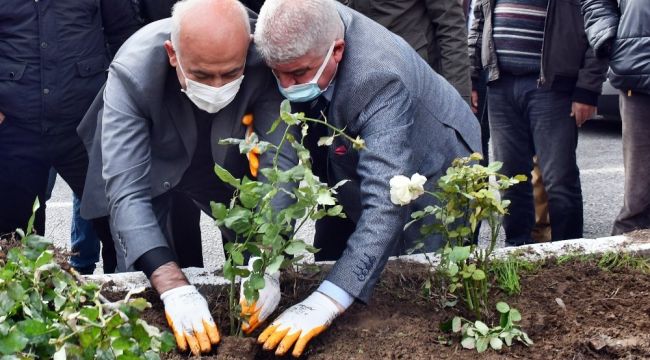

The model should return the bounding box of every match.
[254,0,344,65]
[170,0,251,53]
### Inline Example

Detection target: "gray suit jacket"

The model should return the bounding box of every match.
[78,18,283,271]
[269,4,481,303]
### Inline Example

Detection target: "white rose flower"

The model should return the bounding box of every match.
[409,173,427,199]
[390,175,412,205]
[389,173,428,206]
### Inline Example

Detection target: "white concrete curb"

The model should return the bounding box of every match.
[87,234,650,292]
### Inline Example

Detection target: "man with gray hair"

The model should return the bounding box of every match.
[250,0,481,356]
[77,0,283,355]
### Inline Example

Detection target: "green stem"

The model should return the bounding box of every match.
[272,125,292,168]
[229,278,237,336]
[302,117,358,144]
[294,206,316,236]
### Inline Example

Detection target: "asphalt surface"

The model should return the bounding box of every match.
[44,119,624,274]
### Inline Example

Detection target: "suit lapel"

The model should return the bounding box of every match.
[164,69,196,160]
[210,98,242,166]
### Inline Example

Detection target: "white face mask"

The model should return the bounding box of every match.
[177,56,244,113]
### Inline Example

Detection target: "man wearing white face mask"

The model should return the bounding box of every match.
[248,0,482,357]
[77,0,284,355]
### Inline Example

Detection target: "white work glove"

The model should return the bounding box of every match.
[258,291,343,357]
[160,285,220,355]
[239,258,281,334]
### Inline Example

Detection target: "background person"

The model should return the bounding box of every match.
[580,0,650,235]
[78,0,284,354]
[0,0,140,273]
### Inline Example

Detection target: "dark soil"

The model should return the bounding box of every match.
[106,258,650,360]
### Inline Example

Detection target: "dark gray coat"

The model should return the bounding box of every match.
[269,4,481,303]
[77,19,283,271]
[344,0,471,101]
[581,0,650,93]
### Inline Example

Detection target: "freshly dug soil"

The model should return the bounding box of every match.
[106,258,650,360]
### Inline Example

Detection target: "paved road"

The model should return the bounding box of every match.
[44,119,624,273]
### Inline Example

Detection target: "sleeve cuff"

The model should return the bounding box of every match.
[134,246,176,278]
[317,280,355,310]
[572,87,600,106]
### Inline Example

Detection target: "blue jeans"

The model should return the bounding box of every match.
[488,74,583,245]
[44,170,99,272]
[71,194,100,272]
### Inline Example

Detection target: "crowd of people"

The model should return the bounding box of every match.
[0,0,647,356]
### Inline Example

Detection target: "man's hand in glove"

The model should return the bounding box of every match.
[161,285,220,355]
[258,291,344,357]
[239,258,281,334]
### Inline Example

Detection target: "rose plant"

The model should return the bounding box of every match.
[211,100,364,335]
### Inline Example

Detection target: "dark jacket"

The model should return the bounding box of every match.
[0,0,141,135]
[135,0,265,22]
[581,0,650,93]
[468,0,608,105]
[344,0,471,101]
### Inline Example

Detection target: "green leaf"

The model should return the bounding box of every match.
[266,255,284,275]
[315,190,336,206]
[230,250,244,266]
[214,164,240,189]
[248,273,265,290]
[449,246,471,262]
[326,205,344,217]
[266,116,283,135]
[239,182,263,209]
[476,337,489,353]
[490,337,503,350]
[509,308,522,322]
[34,250,54,268]
[447,262,459,277]
[452,317,462,333]
[210,202,228,221]
[0,330,28,355]
[474,321,489,336]
[160,332,177,352]
[128,298,151,312]
[79,306,101,321]
[460,337,476,350]
[284,241,307,255]
[471,269,486,281]
[223,206,252,233]
[223,259,235,281]
[26,197,40,235]
[496,302,510,314]
[112,337,133,351]
[17,319,48,336]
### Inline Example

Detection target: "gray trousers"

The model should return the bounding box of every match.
[612,91,650,235]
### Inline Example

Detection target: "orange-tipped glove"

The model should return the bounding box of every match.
[242,114,261,177]
[161,285,220,355]
[239,259,281,335]
[258,291,342,357]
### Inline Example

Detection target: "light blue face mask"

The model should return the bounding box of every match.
[277,42,336,103]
